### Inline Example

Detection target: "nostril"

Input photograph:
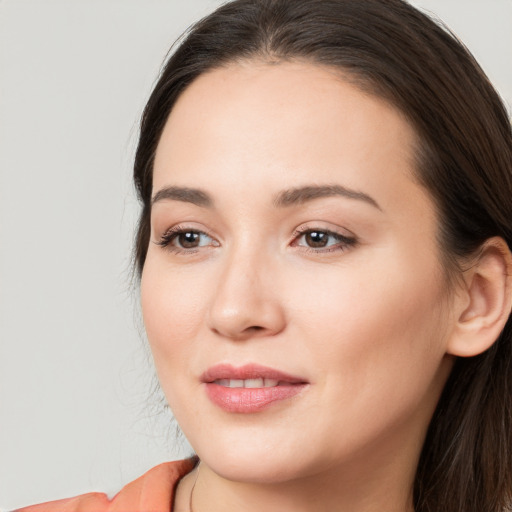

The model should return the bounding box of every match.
[207,294,286,339]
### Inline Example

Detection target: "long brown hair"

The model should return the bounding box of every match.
[133,1,512,510]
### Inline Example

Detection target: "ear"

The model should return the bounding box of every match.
[447,237,512,357]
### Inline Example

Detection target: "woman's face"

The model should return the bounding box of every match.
[141,61,456,483]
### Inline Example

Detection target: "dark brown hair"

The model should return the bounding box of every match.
[133,1,512,510]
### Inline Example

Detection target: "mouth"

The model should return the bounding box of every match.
[213,378,281,388]
[201,364,309,413]
[201,363,307,384]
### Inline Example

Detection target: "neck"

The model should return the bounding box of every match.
[185,432,420,512]
[193,466,414,512]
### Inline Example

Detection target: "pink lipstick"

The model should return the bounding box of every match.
[201,364,308,413]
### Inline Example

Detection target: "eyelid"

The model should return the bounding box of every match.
[291,222,356,240]
[153,223,220,252]
[290,223,358,253]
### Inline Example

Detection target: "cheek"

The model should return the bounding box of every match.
[140,260,210,425]
[140,257,209,363]
[279,257,451,460]
[291,250,450,400]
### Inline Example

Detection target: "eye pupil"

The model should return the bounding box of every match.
[179,231,200,248]
[305,231,328,247]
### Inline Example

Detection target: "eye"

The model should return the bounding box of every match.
[155,226,219,252]
[300,230,334,248]
[173,230,207,249]
[292,227,357,252]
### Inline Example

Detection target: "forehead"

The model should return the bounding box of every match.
[153,60,426,216]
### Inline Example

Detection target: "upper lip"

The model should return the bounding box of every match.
[201,363,308,384]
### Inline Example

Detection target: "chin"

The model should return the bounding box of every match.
[203,450,309,484]
[185,422,331,484]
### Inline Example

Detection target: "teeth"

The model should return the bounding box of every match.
[214,378,280,388]
[245,378,263,388]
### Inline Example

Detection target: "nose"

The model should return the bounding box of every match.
[206,248,286,341]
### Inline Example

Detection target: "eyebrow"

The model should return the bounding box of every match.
[152,186,213,208]
[151,184,381,211]
[273,184,381,210]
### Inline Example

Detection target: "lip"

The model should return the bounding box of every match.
[201,363,307,384]
[201,363,309,413]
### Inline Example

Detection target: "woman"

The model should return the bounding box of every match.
[17,0,512,511]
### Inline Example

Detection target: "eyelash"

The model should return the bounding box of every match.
[154,225,357,254]
[155,225,218,254]
[290,227,357,253]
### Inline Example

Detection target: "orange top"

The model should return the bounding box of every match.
[16,458,198,512]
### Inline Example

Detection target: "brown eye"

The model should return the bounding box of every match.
[293,228,357,252]
[156,228,218,251]
[304,231,329,247]
[177,231,201,248]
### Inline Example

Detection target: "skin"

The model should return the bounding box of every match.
[141,61,460,512]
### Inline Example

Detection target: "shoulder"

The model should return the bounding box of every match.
[15,457,198,512]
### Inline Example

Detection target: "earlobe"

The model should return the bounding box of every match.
[447,237,512,357]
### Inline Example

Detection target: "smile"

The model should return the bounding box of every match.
[202,364,308,413]
[214,378,279,388]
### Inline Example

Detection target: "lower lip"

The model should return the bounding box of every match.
[204,383,307,413]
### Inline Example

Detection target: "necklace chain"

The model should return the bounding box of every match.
[189,462,200,512]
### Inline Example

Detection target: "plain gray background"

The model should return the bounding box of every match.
[1,0,511,509]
